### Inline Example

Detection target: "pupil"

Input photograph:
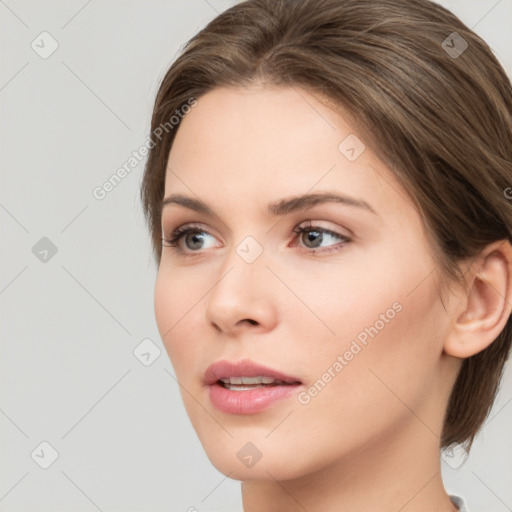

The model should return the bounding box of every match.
[187,233,204,250]
[304,230,322,248]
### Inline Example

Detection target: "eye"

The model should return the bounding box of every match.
[162,223,219,256]
[291,223,351,253]
[162,222,352,257]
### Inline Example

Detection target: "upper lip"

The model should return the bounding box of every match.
[204,359,302,386]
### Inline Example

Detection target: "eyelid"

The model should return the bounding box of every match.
[294,220,354,239]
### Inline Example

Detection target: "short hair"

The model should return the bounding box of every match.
[140,0,512,448]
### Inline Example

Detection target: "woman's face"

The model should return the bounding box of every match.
[155,84,457,480]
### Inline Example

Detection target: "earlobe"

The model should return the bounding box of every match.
[444,240,512,359]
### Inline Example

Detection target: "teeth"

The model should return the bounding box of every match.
[226,385,265,391]
[241,376,277,385]
[219,376,283,385]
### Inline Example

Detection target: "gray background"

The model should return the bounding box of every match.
[1,1,511,511]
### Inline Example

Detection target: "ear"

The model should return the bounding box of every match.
[444,239,512,358]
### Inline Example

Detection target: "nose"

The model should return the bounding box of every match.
[205,247,278,335]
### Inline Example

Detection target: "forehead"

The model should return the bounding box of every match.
[168,84,350,166]
[164,85,413,222]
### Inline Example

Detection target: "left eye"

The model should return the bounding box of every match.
[292,225,350,250]
[162,223,351,255]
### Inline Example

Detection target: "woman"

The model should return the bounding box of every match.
[141,0,512,510]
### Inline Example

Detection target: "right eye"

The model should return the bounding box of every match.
[162,224,220,256]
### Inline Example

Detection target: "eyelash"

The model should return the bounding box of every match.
[162,222,352,258]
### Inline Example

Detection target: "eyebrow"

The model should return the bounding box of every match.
[161,192,377,217]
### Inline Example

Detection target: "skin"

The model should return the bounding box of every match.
[154,83,512,511]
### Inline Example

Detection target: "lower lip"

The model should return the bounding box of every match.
[208,382,301,414]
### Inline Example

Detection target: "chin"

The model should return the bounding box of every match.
[194,428,323,482]
[205,449,308,481]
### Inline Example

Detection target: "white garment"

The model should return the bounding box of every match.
[450,495,470,511]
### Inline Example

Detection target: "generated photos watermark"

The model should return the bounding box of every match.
[92,97,197,201]
[297,301,403,405]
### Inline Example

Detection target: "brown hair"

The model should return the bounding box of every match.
[140,0,512,448]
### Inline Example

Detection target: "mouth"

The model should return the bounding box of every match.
[217,375,299,391]
[204,359,302,386]
[204,359,303,414]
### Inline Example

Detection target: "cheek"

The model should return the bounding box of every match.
[293,261,445,440]
[154,269,174,347]
[288,236,442,386]
[154,267,204,372]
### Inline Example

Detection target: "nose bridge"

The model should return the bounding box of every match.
[205,233,275,331]
[211,234,267,301]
